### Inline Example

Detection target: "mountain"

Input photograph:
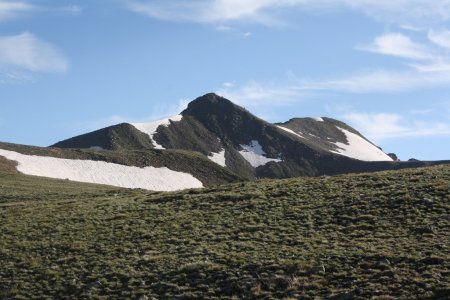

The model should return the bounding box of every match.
[52,123,154,150]
[1,93,448,190]
[52,93,448,174]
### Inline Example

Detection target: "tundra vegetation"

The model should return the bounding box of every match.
[0,164,449,299]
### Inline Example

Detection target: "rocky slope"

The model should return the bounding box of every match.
[50,93,449,180]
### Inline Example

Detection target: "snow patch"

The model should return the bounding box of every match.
[276,125,305,139]
[307,133,319,139]
[131,115,183,149]
[313,117,324,122]
[89,146,103,151]
[0,149,203,191]
[329,128,393,162]
[208,149,226,167]
[239,140,282,168]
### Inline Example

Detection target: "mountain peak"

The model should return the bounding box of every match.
[182,93,252,122]
[183,93,239,114]
[196,92,223,101]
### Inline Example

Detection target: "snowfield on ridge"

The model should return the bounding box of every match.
[208,149,226,167]
[131,115,183,149]
[239,140,282,167]
[330,128,393,162]
[0,149,203,191]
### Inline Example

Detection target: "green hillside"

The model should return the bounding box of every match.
[0,165,449,299]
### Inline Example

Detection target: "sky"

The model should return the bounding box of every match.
[0,0,449,161]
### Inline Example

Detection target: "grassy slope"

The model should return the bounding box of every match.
[0,165,449,299]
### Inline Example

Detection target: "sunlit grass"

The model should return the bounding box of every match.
[0,165,449,298]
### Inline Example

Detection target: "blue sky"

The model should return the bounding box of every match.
[0,0,449,160]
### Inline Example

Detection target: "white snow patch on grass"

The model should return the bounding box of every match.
[208,149,226,167]
[313,117,324,122]
[329,127,393,162]
[239,140,282,168]
[131,115,183,149]
[0,149,203,191]
[276,125,305,139]
[89,146,103,151]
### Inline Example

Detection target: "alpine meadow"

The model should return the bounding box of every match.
[1,1,449,299]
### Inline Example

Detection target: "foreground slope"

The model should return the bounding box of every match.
[1,165,448,299]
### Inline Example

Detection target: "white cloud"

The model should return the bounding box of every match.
[215,25,253,37]
[60,5,82,14]
[217,79,311,107]
[343,0,450,25]
[222,82,235,88]
[343,112,450,141]
[216,25,234,32]
[409,108,433,116]
[428,29,450,49]
[303,68,450,93]
[0,32,68,73]
[0,2,82,22]
[0,1,34,21]
[220,28,450,101]
[0,69,33,84]
[126,0,281,25]
[399,24,423,32]
[143,98,189,120]
[357,33,432,60]
[48,5,83,15]
[219,64,450,105]
[125,0,450,26]
[410,61,450,73]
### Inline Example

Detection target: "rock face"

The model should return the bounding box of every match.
[49,93,448,180]
[388,153,400,161]
[52,123,154,150]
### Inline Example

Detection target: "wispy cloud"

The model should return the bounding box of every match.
[222,82,235,88]
[220,27,450,104]
[217,79,312,107]
[357,33,431,60]
[219,65,450,106]
[0,1,34,21]
[302,68,450,93]
[342,112,450,141]
[0,1,82,22]
[46,5,83,15]
[126,0,282,25]
[0,69,33,84]
[0,32,68,75]
[125,0,450,26]
[343,0,450,26]
[142,98,189,120]
[428,29,450,49]
[215,25,252,38]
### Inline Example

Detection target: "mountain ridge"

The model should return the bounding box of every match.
[1,93,449,190]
